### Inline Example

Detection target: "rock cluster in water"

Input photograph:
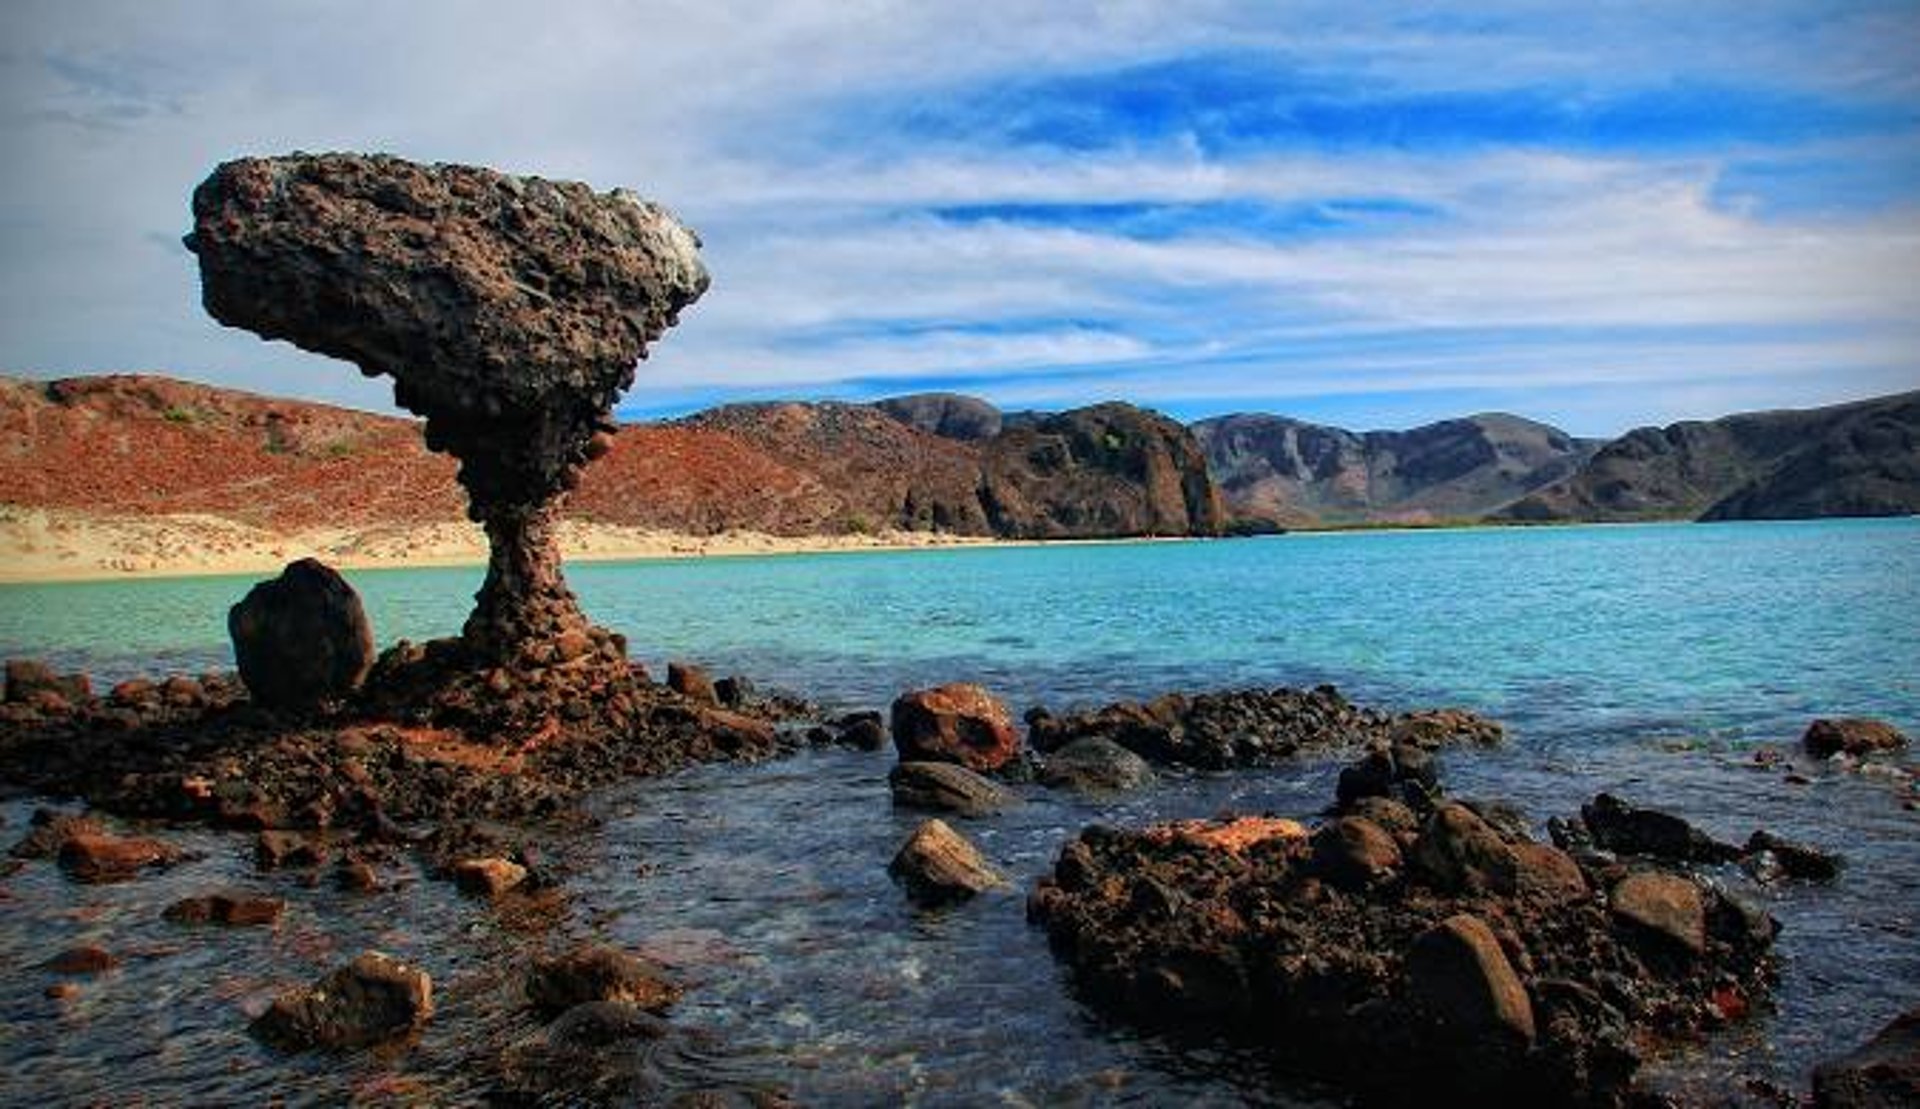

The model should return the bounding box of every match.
[186,152,708,664]
[1027,765,1782,1107]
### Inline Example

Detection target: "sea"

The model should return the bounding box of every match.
[1,518,1916,1105]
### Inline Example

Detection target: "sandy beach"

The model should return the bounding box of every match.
[0,504,1004,584]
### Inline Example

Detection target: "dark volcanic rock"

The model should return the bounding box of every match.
[187,152,707,661]
[253,951,433,1050]
[4,659,91,705]
[667,661,718,705]
[1813,1005,1920,1109]
[980,403,1225,538]
[889,818,1002,906]
[228,558,375,709]
[1027,785,1778,1107]
[1804,717,1909,758]
[1578,793,1740,864]
[874,392,1004,441]
[889,761,1017,817]
[1027,685,1498,772]
[890,683,1021,772]
[1743,829,1843,882]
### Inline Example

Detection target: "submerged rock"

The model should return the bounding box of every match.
[252,951,433,1050]
[1813,1005,1920,1109]
[1804,717,1909,759]
[228,558,375,709]
[44,944,119,975]
[889,818,1003,906]
[57,830,181,883]
[527,944,683,1015]
[1578,793,1740,864]
[165,891,286,926]
[889,761,1017,817]
[890,683,1021,772]
[1743,829,1843,882]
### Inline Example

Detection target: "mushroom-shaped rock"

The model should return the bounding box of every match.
[187,153,707,661]
[889,818,1003,906]
[229,558,375,709]
[890,683,1020,772]
[252,951,434,1050]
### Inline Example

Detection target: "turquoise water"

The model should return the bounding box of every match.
[5,519,1916,743]
[3,519,1918,1104]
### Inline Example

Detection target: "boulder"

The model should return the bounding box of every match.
[1813,1005,1920,1109]
[1309,817,1403,890]
[1408,803,1515,894]
[1405,913,1536,1046]
[889,761,1017,817]
[4,659,90,704]
[252,951,434,1050]
[546,1000,672,1048]
[1038,737,1154,793]
[1508,842,1589,904]
[188,152,707,661]
[888,818,1003,906]
[890,683,1020,772]
[57,831,181,883]
[453,857,529,898]
[1610,871,1706,956]
[1336,743,1437,807]
[164,891,286,926]
[667,661,717,705]
[832,710,888,751]
[256,830,328,870]
[228,558,375,709]
[527,945,683,1015]
[1580,793,1739,864]
[1804,718,1909,759]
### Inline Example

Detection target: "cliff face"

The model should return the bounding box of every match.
[1497,392,1920,523]
[1192,412,1596,527]
[979,403,1227,539]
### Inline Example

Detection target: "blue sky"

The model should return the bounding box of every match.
[2,2,1917,435]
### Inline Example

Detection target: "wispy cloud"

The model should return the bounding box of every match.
[1,1,1915,435]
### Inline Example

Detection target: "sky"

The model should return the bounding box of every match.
[2,2,1917,436]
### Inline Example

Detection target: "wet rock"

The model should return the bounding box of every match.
[667,661,718,705]
[336,859,382,892]
[889,761,1016,817]
[1336,743,1438,808]
[188,152,707,663]
[1408,802,1516,894]
[165,891,286,926]
[5,659,91,704]
[256,830,328,870]
[712,675,754,709]
[888,818,1003,906]
[9,809,103,859]
[1038,737,1154,793]
[58,831,181,882]
[1610,871,1706,956]
[228,558,375,709]
[1813,1005,1920,1109]
[547,1000,672,1048]
[1804,718,1909,759]
[45,944,119,974]
[527,944,683,1015]
[1405,913,1536,1046]
[1742,829,1842,882]
[1580,793,1740,864]
[830,710,887,751]
[890,683,1021,773]
[252,951,434,1050]
[1309,817,1404,890]
[454,856,529,898]
[1389,707,1505,750]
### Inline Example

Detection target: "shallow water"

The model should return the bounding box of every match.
[1,519,1917,1104]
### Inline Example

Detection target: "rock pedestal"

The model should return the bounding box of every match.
[188,152,707,673]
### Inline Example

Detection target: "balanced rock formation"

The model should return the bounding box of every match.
[187,152,707,662]
[228,558,375,709]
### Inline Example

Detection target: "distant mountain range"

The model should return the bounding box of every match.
[2,374,1914,540]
